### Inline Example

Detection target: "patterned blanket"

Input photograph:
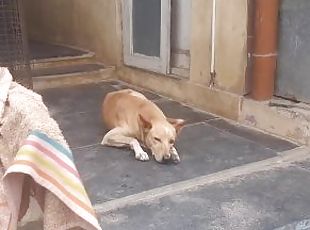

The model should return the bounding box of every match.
[3,130,101,229]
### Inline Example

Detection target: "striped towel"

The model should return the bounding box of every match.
[3,130,101,230]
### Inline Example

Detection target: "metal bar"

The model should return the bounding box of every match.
[209,0,216,88]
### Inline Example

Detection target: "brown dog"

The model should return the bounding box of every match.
[101,89,185,163]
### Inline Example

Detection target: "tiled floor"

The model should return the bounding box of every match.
[35,80,310,230]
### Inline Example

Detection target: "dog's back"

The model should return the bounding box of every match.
[102,89,165,133]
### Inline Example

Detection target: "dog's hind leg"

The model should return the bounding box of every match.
[101,127,130,147]
[101,127,149,161]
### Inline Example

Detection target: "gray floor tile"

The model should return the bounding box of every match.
[108,81,163,101]
[207,119,298,152]
[39,83,115,116]
[100,166,310,230]
[54,111,104,149]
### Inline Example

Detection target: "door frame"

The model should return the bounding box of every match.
[122,0,171,74]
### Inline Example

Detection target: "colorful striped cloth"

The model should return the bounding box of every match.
[3,130,101,230]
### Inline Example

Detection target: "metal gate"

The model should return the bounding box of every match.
[276,0,310,103]
[0,0,32,88]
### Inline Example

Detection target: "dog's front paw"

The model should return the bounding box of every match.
[135,151,150,161]
[170,147,181,163]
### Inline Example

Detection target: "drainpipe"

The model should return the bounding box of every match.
[250,0,280,101]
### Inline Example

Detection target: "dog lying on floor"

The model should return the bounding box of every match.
[101,89,185,163]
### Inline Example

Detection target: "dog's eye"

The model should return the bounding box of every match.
[154,137,161,142]
[169,139,175,144]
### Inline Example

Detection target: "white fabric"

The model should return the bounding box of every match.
[0,67,12,118]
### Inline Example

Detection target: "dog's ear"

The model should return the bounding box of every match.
[138,114,152,130]
[167,118,185,134]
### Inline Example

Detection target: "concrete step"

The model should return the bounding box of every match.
[240,97,310,146]
[29,41,96,70]
[31,53,96,70]
[32,63,115,90]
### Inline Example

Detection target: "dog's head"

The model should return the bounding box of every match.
[138,114,185,163]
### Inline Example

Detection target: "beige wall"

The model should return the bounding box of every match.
[190,0,248,94]
[215,0,248,94]
[118,0,248,120]
[24,0,122,65]
[189,0,212,85]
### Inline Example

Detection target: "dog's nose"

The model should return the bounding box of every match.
[153,155,169,164]
[163,153,171,160]
[161,156,180,165]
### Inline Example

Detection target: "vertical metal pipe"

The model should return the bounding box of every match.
[209,0,216,88]
[250,0,280,101]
